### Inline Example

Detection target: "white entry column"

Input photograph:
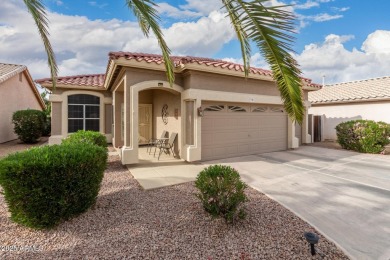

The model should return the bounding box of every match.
[121,74,139,164]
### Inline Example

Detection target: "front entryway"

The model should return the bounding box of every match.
[138,104,152,144]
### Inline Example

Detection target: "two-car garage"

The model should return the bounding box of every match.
[201,102,288,161]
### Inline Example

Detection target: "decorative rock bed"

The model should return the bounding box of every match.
[0,154,349,259]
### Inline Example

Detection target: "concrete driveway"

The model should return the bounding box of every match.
[206,146,390,260]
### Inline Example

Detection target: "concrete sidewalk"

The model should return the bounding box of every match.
[128,161,204,190]
[127,147,205,190]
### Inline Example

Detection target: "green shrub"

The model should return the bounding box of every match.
[195,165,248,223]
[42,116,51,136]
[336,120,390,153]
[12,109,45,143]
[62,130,107,148]
[0,143,107,229]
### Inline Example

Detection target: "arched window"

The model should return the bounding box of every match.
[68,94,100,133]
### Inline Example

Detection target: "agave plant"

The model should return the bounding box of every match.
[23,0,304,123]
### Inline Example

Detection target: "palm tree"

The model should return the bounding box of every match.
[24,0,304,123]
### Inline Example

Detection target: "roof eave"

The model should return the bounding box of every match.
[40,83,106,91]
[23,70,46,110]
[311,97,390,105]
[108,57,276,82]
[0,65,27,84]
[103,59,116,90]
[302,84,322,91]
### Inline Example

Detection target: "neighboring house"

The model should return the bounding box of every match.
[37,52,320,164]
[309,76,390,141]
[0,63,45,143]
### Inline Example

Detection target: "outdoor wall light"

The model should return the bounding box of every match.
[197,107,204,117]
[304,232,319,256]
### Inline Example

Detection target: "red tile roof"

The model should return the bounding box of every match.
[36,52,320,89]
[36,74,105,89]
[109,52,320,88]
[109,51,273,76]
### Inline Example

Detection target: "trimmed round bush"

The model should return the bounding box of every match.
[62,130,107,148]
[336,120,390,154]
[195,165,248,223]
[0,143,107,229]
[12,109,45,143]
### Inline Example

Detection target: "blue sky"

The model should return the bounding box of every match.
[1,0,390,84]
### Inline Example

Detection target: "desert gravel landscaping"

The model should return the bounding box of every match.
[0,154,349,259]
[0,137,49,159]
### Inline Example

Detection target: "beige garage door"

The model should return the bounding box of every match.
[201,103,288,161]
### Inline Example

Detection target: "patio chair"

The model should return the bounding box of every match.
[155,132,177,160]
[147,130,167,153]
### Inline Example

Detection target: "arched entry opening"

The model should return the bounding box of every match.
[114,80,183,164]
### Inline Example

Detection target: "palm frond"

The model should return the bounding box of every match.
[23,0,58,88]
[126,0,175,85]
[222,0,251,77]
[225,0,304,123]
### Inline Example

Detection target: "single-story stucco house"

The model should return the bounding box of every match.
[0,63,45,143]
[309,76,390,141]
[37,52,320,164]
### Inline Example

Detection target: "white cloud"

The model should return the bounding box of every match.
[88,1,108,9]
[156,3,201,19]
[361,30,390,54]
[293,1,319,10]
[294,31,390,84]
[0,0,234,78]
[332,6,350,12]
[55,0,63,6]
[306,13,343,22]
[222,53,269,70]
[232,31,390,85]
[178,0,222,16]
[162,11,235,56]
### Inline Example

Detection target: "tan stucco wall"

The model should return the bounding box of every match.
[51,102,62,135]
[0,72,42,143]
[119,68,184,90]
[105,104,112,134]
[295,122,302,145]
[182,71,280,96]
[153,89,181,155]
[113,91,124,147]
[309,101,390,140]
[139,89,153,104]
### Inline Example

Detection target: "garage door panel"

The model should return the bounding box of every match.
[237,144,251,154]
[261,128,285,137]
[202,103,288,161]
[202,132,214,144]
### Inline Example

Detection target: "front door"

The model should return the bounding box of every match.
[139,104,152,145]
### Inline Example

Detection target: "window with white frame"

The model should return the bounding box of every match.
[68,94,100,133]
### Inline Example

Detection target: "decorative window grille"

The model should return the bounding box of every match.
[203,105,225,112]
[252,106,268,112]
[270,107,284,113]
[228,105,247,112]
